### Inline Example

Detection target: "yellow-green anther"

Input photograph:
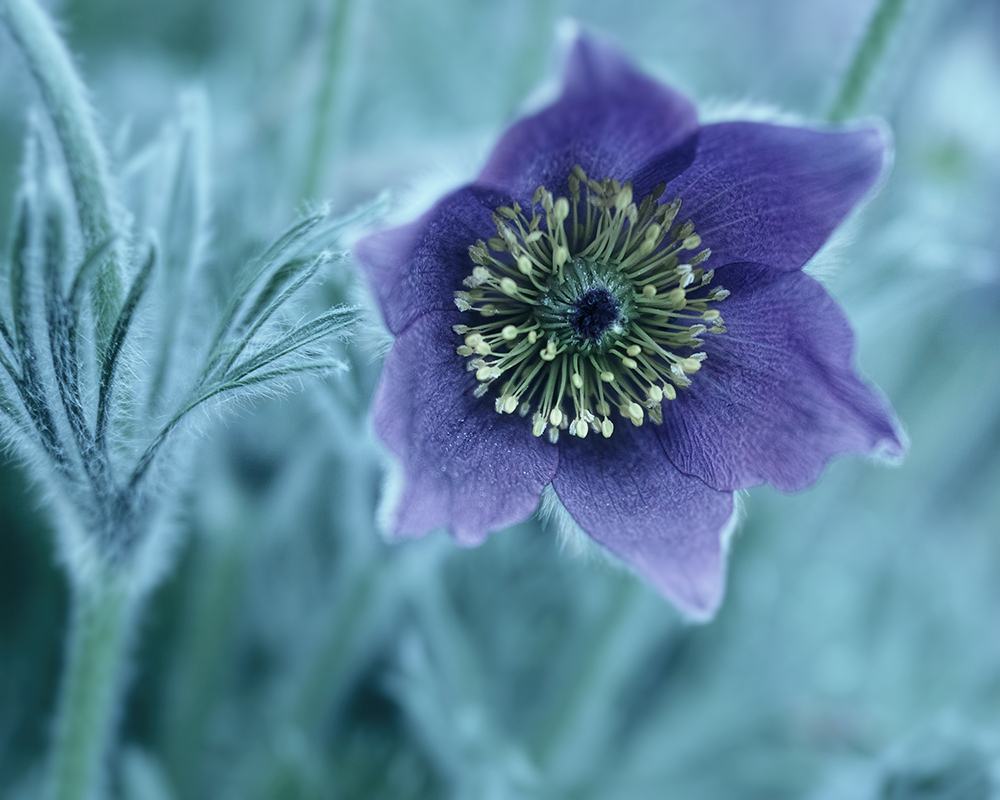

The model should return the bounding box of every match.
[553,246,569,269]
[553,197,570,222]
[692,248,711,265]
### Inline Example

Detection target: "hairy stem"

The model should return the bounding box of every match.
[48,573,134,800]
[828,0,912,122]
[0,0,123,344]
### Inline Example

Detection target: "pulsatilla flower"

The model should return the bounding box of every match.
[355,34,905,619]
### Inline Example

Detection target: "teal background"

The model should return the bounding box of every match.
[1,0,999,797]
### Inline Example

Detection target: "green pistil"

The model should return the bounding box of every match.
[454,166,728,443]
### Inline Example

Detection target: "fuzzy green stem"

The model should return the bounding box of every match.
[1,0,123,344]
[48,574,134,800]
[828,0,911,122]
[301,0,355,201]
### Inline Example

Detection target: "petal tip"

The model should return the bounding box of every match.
[552,435,738,620]
[656,501,740,623]
[870,422,909,466]
[558,26,655,100]
[655,567,724,623]
[834,119,894,195]
[379,461,494,549]
[859,118,894,184]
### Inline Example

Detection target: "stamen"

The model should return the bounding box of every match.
[454,166,727,442]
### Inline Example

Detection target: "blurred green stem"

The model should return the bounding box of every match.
[503,0,556,115]
[534,578,640,768]
[301,0,355,201]
[162,531,246,799]
[828,0,911,121]
[49,573,134,800]
[0,0,123,347]
[288,563,380,731]
[283,411,389,736]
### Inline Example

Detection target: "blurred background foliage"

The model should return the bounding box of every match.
[1,0,999,798]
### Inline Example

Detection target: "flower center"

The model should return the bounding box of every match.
[454,166,728,443]
[569,287,620,343]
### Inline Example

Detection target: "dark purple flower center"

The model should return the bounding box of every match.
[569,287,620,343]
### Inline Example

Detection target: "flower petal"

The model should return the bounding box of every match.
[668,121,888,271]
[478,34,699,200]
[354,186,511,336]
[373,313,559,545]
[552,424,735,620]
[659,263,906,493]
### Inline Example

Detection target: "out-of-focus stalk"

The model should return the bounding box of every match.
[162,529,246,799]
[48,573,134,800]
[534,579,641,769]
[301,0,355,201]
[828,0,912,122]
[0,0,123,345]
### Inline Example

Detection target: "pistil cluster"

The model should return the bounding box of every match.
[454,166,728,443]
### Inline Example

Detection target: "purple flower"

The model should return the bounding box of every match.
[355,34,905,619]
